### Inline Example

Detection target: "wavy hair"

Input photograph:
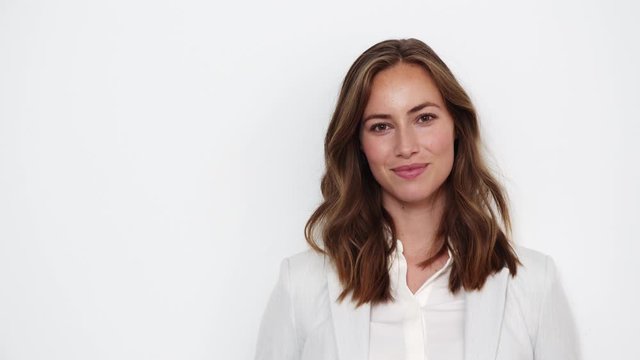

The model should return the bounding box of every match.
[304,38,520,306]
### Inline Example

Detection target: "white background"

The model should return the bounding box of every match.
[1,0,638,359]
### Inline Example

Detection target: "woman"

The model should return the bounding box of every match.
[255,38,580,360]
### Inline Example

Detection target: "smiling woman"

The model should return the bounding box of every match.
[255,38,580,360]
[359,63,458,296]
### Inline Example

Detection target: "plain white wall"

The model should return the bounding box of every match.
[1,0,638,359]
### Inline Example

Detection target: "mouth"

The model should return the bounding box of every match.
[391,163,428,180]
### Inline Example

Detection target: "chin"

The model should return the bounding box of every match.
[384,182,443,204]
[388,191,434,206]
[400,196,433,206]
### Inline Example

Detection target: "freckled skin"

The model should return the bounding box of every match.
[359,62,457,211]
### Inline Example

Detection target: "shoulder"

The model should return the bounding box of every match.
[510,245,558,290]
[505,245,565,338]
[269,248,329,308]
[506,245,559,301]
[278,248,331,305]
[278,249,333,336]
[506,245,581,358]
[513,245,553,279]
[257,249,332,357]
[283,248,329,282]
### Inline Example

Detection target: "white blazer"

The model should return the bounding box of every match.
[255,245,581,360]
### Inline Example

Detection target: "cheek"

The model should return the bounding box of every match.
[424,126,455,156]
[361,138,389,167]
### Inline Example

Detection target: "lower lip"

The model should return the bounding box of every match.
[393,165,428,179]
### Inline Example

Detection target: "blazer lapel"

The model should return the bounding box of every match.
[463,268,510,360]
[326,263,370,360]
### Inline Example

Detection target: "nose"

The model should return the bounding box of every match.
[395,125,419,158]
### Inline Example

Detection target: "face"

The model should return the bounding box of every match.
[359,62,456,210]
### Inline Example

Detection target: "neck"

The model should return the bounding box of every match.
[383,189,446,262]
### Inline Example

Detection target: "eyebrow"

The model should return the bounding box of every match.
[362,101,441,123]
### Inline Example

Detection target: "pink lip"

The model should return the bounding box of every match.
[392,163,428,179]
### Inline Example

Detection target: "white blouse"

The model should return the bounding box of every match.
[369,239,465,360]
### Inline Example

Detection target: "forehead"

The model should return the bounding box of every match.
[365,62,443,111]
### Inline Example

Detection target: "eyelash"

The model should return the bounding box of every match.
[368,113,437,132]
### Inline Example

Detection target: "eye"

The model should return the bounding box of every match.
[369,123,390,132]
[418,113,437,123]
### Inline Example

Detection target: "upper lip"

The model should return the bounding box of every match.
[392,163,428,171]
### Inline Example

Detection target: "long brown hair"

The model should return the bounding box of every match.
[304,38,520,307]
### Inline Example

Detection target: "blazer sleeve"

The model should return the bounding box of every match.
[254,258,300,360]
[534,255,582,360]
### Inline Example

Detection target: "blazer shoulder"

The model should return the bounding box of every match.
[509,245,555,293]
[280,249,332,338]
[284,248,329,282]
[514,245,550,274]
[281,248,331,304]
[256,249,330,359]
[286,247,327,266]
[508,245,581,358]
[507,245,562,338]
